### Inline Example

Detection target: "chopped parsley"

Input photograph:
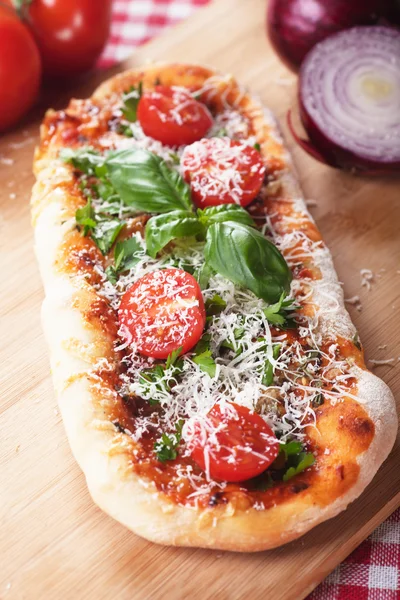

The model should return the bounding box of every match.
[154,420,184,462]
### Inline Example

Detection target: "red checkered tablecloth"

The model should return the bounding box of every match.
[98,2,400,597]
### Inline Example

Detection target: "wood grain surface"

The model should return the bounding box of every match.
[1,0,399,598]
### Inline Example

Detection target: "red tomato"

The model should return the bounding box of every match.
[187,403,279,482]
[181,137,266,209]
[16,0,112,77]
[118,269,206,359]
[137,85,213,146]
[0,5,41,132]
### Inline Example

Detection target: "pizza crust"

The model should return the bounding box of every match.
[32,63,397,551]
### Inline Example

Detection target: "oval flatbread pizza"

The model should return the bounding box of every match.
[31,63,397,551]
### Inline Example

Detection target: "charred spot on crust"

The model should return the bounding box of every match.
[291,482,309,494]
[113,420,125,433]
[337,465,345,480]
[208,492,226,507]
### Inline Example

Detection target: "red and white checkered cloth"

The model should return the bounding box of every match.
[98,2,400,597]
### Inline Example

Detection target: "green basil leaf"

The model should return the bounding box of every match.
[194,262,214,290]
[92,220,125,255]
[254,142,261,152]
[121,82,143,123]
[145,210,205,258]
[197,204,255,228]
[60,147,104,175]
[282,452,315,482]
[204,222,292,303]
[205,294,227,316]
[106,148,192,213]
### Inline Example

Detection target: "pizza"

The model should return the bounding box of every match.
[31,63,397,551]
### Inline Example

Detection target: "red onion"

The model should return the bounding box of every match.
[267,0,400,72]
[289,26,400,175]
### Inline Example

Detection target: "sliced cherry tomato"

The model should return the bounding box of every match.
[187,403,279,482]
[6,0,112,78]
[181,137,266,209]
[118,268,206,359]
[137,85,213,146]
[0,5,41,132]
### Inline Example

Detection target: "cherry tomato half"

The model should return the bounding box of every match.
[118,269,206,359]
[0,5,41,132]
[137,85,213,147]
[181,137,266,209]
[187,403,279,482]
[11,0,112,78]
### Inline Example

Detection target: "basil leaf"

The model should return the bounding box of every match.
[60,147,104,175]
[121,82,143,123]
[282,452,315,482]
[106,148,192,213]
[194,262,214,290]
[92,220,125,255]
[254,142,261,152]
[204,222,292,303]
[197,204,255,228]
[145,210,205,258]
[205,294,227,316]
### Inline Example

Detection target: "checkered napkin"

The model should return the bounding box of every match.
[98,2,400,596]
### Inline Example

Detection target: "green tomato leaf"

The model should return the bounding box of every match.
[145,210,205,258]
[106,148,193,213]
[282,452,315,482]
[197,204,256,228]
[204,222,292,304]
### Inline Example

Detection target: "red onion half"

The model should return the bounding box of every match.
[289,26,400,175]
[267,0,400,73]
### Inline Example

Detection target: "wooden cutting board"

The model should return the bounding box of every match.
[1,0,399,598]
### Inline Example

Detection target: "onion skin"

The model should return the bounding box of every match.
[288,109,400,176]
[267,0,400,72]
[289,26,400,176]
